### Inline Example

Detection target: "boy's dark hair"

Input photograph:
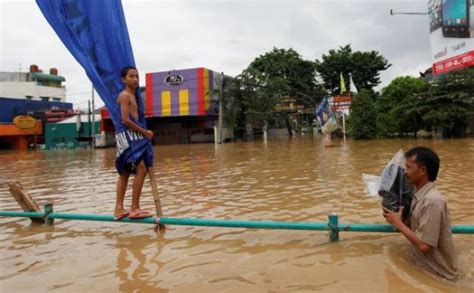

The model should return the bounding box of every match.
[120,66,137,78]
[405,147,440,181]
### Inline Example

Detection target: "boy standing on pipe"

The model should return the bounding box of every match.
[114,66,154,220]
[383,147,459,281]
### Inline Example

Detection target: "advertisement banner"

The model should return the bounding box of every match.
[428,0,474,74]
[332,95,352,112]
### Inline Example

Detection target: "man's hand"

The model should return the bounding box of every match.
[383,206,404,229]
[144,130,154,140]
[383,206,432,254]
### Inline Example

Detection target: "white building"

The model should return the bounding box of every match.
[0,65,66,102]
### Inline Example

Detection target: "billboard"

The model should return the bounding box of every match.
[429,0,474,74]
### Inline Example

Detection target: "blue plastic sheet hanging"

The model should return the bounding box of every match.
[36,0,153,173]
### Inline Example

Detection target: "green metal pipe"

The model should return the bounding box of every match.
[0,211,45,218]
[451,225,474,234]
[157,217,330,231]
[50,212,156,224]
[339,223,397,233]
[1,210,473,234]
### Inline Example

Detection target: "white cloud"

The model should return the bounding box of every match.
[1,0,433,110]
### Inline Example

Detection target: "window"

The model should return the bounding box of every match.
[25,96,33,100]
[52,97,61,102]
[40,96,49,102]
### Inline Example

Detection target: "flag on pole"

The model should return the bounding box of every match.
[36,0,153,174]
[349,73,358,94]
[340,72,347,94]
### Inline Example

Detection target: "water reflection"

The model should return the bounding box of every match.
[0,137,473,291]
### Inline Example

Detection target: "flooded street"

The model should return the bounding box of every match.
[0,137,473,292]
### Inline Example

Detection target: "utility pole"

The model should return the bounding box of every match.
[88,100,92,148]
[342,112,346,142]
[91,85,95,148]
[217,72,224,144]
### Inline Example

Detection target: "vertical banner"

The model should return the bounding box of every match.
[36,0,153,173]
[428,0,474,74]
[316,97,339,134]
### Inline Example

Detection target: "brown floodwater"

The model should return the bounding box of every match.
[0,136,473,292]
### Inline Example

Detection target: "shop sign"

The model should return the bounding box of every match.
[13,115,37,129]
[165,74,184,86]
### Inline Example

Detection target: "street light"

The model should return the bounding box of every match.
[389,9,427,16]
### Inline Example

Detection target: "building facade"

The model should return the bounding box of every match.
[101,67,223,145]
[0,65,73,150]
[0,65,66,102]
[145,67,220,117]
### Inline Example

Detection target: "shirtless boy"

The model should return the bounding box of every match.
[114,66,154,220]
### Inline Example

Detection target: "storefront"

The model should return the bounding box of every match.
[101,67,222,145]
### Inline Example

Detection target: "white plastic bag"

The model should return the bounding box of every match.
[362,173,380,198]
[377,149,414,220]
[321,116,338,134]
[378,150,405,195]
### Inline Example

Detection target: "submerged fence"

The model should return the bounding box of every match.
[1,204,473,242]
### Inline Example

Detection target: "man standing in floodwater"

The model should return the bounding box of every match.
[114,66,154,220]
[383,147,459,281]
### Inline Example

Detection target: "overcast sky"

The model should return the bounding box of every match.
[0,0,432,110]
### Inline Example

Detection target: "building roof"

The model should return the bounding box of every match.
[31,72,66,82]
[58,114,101,124]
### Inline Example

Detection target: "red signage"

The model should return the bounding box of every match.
[332,95,352,112]
[433,50,474,75]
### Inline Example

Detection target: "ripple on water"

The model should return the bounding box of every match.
[0,137,473,291]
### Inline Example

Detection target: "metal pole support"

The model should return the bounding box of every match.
[328,213,339,242]
[44,203,54,226]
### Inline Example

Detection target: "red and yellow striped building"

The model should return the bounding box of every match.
[145,67,218,117]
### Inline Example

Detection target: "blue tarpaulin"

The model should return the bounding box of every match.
[36,0,153,173]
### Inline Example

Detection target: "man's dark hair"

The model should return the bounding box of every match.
[405,147,440,181]
[120,66,137,78]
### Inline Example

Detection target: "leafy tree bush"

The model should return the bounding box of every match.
[349,90,377,139]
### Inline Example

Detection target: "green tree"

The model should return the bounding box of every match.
[376,69,474,138]
[248,47,326,109]
[419,68,474,137]
[225,47,326,133]
[239,68,288,128]
[218,75,242,130]
[349,89,377,139]
[218,67,290,136]
[315,44,391,94]
[377,76,429,137]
